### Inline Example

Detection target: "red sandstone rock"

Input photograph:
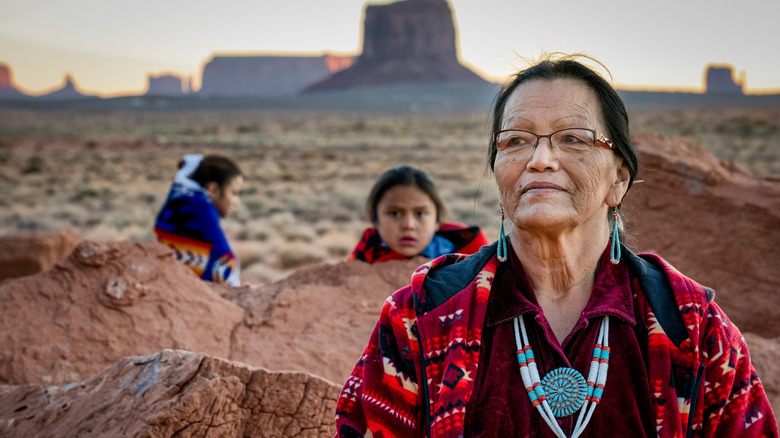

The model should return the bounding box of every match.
[624,134,780,337]
[213,257,428,385]
[0,227,79,282]
[744,333,780,413]
[0,349,340,437]
[0,240,244,385]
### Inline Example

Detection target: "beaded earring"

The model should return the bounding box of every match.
[497,208,508,262]
[610,207,621,265]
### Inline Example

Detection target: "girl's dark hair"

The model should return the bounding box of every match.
[184,155,243,190]
[367,165,447,222]
[488,54,638,191]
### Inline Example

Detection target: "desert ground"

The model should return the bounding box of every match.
[0,97,778,284]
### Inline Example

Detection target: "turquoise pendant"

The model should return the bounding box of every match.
[541,367,587,417]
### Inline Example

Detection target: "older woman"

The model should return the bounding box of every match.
[334,56,778,437]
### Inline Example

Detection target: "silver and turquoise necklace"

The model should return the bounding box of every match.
[513,314,610,438]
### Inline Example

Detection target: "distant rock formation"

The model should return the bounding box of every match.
[0,63,29,100]
[0,349,340,437]
[304,0,487,92]
[37,74,95,100]
[0,227,79,282]
[705,64,744,94]
[145,72,188,96]
[198,54,354,97]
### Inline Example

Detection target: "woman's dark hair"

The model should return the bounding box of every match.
[367,165,447,223]
[488,54,638,192]
[184,155,243,190]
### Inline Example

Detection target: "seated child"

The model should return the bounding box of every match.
[154,154,243,285]
[348,165,489,263]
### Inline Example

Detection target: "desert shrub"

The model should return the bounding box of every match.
[277,245,326,270]
[22,155,44,174]
[74,186,101,201]
[237,221,269,241]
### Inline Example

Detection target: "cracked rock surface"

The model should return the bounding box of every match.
[0,227,79,282]
[0,349,340,437]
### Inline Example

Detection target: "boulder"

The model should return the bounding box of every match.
[0,227,80,282]
[744,333,780,413]
[0,236,423,387]
[0,349,340,437]
[214,257,427,385]
[624,134,780,337]
[0,240,244,385]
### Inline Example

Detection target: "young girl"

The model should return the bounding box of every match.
[348,165,489,263]
[154,154,243,285]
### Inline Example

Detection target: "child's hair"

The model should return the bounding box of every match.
[182,155,243,190]
[366,165,447,222]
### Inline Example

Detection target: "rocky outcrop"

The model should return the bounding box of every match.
[0,349,340,437]
[0,238,422,386]
[705,64,744,94]
[198,54,354,97]
[214,257,425,384]
[0,227,80,282]
[0,240,245,385]
[37,74,95,100]
[146,73,188,96]
[744,333,780,412]
[624,133,780,336]
[303,0,487,92]
[0,63,29,100]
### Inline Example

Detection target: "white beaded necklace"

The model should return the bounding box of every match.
[513,314,610,438]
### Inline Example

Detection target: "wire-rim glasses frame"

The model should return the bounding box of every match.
[493,128,614,154]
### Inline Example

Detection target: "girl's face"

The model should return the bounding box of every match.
[374,184,439,258]
[208,175,244,218]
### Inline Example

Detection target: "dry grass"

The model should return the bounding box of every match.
[1,105,777,284]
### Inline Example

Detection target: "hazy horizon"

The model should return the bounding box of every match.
[1,0,779,97]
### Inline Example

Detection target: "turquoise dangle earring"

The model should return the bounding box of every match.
[497,208,508,262]
[610,207,621,265]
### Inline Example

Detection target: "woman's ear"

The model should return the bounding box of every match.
[607,158,631,207]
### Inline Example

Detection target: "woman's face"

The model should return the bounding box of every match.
[494,78,629,236]
[374,184,439,258]
[208,175,244,218]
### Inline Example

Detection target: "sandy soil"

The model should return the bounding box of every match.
[1,105,778,284]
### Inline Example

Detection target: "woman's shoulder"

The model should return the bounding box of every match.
[408,243,498,314]
[636,252,716,305]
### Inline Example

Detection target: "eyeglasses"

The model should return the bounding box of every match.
[493,128,614,156]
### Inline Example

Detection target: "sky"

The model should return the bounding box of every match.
[1,0,778,97]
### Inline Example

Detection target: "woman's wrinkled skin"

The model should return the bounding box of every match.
[494,78,631,341]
